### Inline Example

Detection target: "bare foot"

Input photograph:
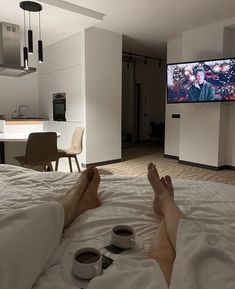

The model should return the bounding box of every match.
[147,162,172,216]
[76,168,101,216]
[65,166,94,196]
[160,175,174,198]
[56,167,94,227]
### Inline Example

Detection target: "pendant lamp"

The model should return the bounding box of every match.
[19,1,43,69]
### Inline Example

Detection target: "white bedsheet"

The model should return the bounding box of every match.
[1,164,235,289]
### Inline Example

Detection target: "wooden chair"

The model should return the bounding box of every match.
[55,127,84,172]
[15,132,58,171]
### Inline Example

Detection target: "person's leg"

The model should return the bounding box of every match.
[147,163,185,285]
[148,163,184,251]
[148,219,175,285]
[0,167,101,289]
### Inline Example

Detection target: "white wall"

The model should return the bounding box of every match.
[179,23,224,166]
[218,104,229,166]
[179,103,221,166]
[0,54,38,118]
[38,27,122,166]
[84,27,122,164]
[165,37,182,157]
[233,30,235,54]
[182,22,224,61]
[223,26,235,166]
[226,105,235,166]
[223,28,234,58]
[165,17,235,167]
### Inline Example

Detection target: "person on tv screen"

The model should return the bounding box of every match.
[188,67,215,101]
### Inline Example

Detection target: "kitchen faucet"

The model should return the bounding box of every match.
[18,105,29,117]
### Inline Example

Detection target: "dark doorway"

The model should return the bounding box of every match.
[134,83,141,143]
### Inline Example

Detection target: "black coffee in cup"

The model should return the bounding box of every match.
[114,229,133,236]
[75,251,100,264]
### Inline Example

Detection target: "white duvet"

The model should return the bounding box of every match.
[1,164,235,289]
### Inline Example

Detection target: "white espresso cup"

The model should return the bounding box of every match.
[111,225,135,249]
[72,247,102,279]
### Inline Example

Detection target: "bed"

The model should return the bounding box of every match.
[1,164,235,289]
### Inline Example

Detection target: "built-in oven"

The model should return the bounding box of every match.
[53,93,66,121]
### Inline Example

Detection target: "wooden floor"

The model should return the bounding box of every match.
[60,143,235,186]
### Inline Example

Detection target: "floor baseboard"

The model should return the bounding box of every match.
[81,158,122,168]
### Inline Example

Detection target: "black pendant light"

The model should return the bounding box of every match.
[38,11,43,63]
[23,8,28,69]
[28,9,33,53]
[20,1,43,67]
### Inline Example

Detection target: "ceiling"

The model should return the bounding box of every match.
[0,0,103,47]
[0,0,235,58]
[67,0,235,58]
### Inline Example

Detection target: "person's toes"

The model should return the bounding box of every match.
[165,175,172,185]
[148,162,154,171]
[66,167,93,197]
[86,166,95,181]
[77,167,91,185]
[165,175,174,197]
[81,166,92,175]
[152,164,160,179]
[84,168,100,192]
[91,168,101,186]
[160,177,167,188]
[82,168,101,208]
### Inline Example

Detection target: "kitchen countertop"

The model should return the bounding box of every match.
[0,131,60,142]
[1,117,49,125]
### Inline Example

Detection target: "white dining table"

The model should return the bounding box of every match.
[0,132,61,164]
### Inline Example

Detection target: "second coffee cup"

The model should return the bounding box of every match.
[111,225,135,249]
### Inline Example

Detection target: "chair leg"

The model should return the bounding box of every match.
[45,165,50,172]
[68,157,73,172]
[74,155,81,172]
[55,159,59,171]
[48,163,54,171]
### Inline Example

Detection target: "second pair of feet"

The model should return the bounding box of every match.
[147,162,174,216]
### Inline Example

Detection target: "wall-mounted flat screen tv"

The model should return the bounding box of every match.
[167,58,235,103]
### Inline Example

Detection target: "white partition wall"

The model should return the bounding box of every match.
[38,27,122,166]
[165,17,235,168]
[165,38,182,157]
[84,27,122,165]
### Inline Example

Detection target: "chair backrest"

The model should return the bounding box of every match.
[71,127,84,154]
[24,132,58,165]
[0,120,5,133]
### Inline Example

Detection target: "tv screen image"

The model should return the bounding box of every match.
[167,58,235,103]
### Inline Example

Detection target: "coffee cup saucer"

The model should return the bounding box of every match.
[102,233,144,254]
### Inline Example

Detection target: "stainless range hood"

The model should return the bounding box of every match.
[0,22,36,77]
